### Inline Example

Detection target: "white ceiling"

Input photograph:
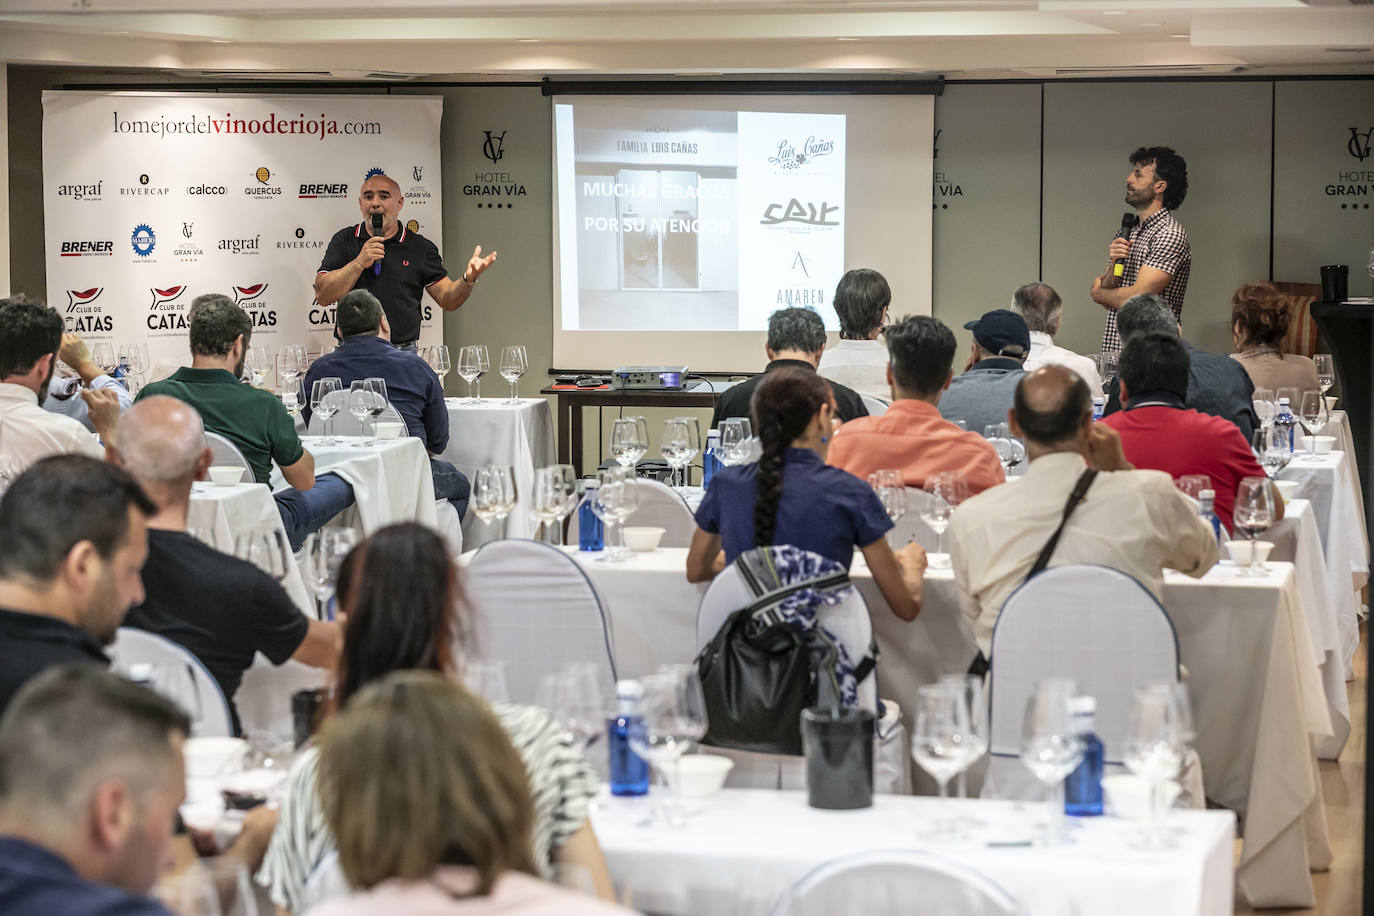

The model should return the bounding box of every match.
[0,0,1371,81]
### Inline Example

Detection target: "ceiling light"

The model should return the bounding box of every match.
[837,37,861,42]
[517,38,541,43]
[210,39,231,43]
[1101,10,1125,15]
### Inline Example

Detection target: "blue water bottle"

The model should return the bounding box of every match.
[578,477,603,552]
[703,430,721,489]
[1065,696,1104,816]
[1091,397,1105,421]
[1275,397,1297,452]
[1197,489,1225,547]
[608,679,650,796]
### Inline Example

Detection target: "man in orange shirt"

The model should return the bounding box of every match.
[828,316,1005,493]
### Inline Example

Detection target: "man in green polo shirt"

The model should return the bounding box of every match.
[138,294,353,550]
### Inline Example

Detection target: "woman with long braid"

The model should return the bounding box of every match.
[687,366,926,620]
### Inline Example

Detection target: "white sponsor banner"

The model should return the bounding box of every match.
[736,111,845,331]
[42,91,444,377]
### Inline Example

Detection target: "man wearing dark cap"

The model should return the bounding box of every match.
[937,309,1031,436]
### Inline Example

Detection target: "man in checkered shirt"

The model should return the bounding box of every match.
[1090,146,1191,357]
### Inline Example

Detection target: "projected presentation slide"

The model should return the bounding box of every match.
[556,102,846,333]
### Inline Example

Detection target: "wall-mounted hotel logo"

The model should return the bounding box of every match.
[1328,128,1374,210]
[483,130,506,164]
[1348,127,1373,162]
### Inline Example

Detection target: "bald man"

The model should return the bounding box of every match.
[108,396,340,735]
[948,365,1217,658]
[313,171,498,352]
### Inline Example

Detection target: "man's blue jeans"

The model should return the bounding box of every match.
[430,458,470,518]
[275,472,356,551]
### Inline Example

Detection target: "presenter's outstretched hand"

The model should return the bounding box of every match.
[355,236,386,270]
[465,245,499,284]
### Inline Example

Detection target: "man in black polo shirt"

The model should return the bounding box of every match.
[112,397,342,735]
[711,307,868,429]
[0,455,154,716]
[313,170,499,352]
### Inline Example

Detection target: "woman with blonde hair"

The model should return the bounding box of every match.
[307,670,630,915]
[1229,281,1320,393]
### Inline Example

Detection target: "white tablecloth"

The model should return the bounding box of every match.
[548,547,1331,909]
[187,480,313,615]
[439,397,555,548]
[1321,409,1368,544]
[270,436,438,534]
[590,789,1235,916]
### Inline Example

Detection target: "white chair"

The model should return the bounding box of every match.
[860,394,889,417]
[567,477,697,548]
[767,849,1030,916]
[462,539,617,705]
[204,431,250,473]
[982,564,1181,800]
[108,628,234,738]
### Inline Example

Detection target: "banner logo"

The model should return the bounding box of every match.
[768,136,836,170]
[791,251,812,278]
[182,222,193,238]
[277,227,323,250]
[233,283,269,305]
[405,219,420,234]
[234,284,278,328]
[139,174,150,185]
[760,200,839,227]
[296,227,305,239]
[150,285,186,308]
[121,172,169,197]
[219,234,261,255]
[187,184,226,195]
[1349,127,1374,162]
[59,240,114,258]
[412,165,423,181]
[256,167,271,184]
[65,288,113,333]
[148,285,190,332]
[57,181,103,202]
[246,168,282,198]
[131,224,157,257]
[299,183,349,199]
[483,130,506,164]
[66,288,103,311]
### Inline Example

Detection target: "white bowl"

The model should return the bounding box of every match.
[623,526,666,552]
[207,465,244,487]
[1101,774,1181,819]
[1225,539,1274,567]
[374,421,406,440]
[671,754,734,797]
[1273,479,1300,504]
[1325,396,1339,412]
[1297,435,1336,455]
[183,737,248,779]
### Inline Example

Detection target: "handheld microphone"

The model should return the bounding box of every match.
[370,213,383,276]
[1112,212,1137,279]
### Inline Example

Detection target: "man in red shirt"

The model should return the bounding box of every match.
[828,315,1005,494]
[1102,330,1280,533]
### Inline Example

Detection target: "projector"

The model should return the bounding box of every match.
[610,365,689,390]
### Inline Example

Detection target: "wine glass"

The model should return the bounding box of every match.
[920,486,954,570]
[1019,678,1084,846]
[456,345,480,404]
[306,528,358,620]
[472,464,518,539]
[275,349,302,390]
[233,528,291,584]
[1234,476,1276,577]
[592,466,638,561]
[537,663,606,755]
[278,382,303,419]
[310,377,342,445]
[462,658,510,705]
[499,344,528,404]
[983,422,1021,473]
[717,417,751,467]
[867,469,907,523]
[939,673,990,812]
[1174,474,1210,502]
[1123,687,1186,849]
[1253,427,1291,479]
[661,418,694,488]
[365,377,390,441]
[1298,389,1326,462]
[472,344,491,400]
[1097,351,1119,388]
[610,417,649,470]
[90,342,117,377]
[431,344,452,390]
[1251,386,1276,431]
[628,671,708,829]
[911,683,974,837]
[346,380,376,445]
[532,465,574,544]
[551,464,581,543]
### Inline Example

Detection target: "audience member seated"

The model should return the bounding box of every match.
[816,268,893,402]
[1012,282,1104,396]
[1103,332,1280,535]
[43,332,134,433]
[937,309,1030,434]
[0,665,188,915]
[302,289,469,516]
[306,671,632,916]
[687,367,926,620]
[0,455,152,715]
[137,293,354,551]
[0,297,121,477]
[110,397,343,735]
[259,523,615,912]
[950,366,1218,658]
[1229,281,1321,393]
[711,307,868,428]
[1101,293,1258,442]
[827,315,1005,494]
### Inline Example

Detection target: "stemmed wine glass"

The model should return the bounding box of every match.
[1314,354,1334,406]
[1123,686,1187,849]
[939,673,990,808]
[346,380,379,445]
[456,346,481,404]
[983,422,1023,473]
[233,528,292,585]
[628,671,708,829]
[365,377,390,441]
[910,682,975,838]
[472,344,491,400]
[429,344,452,391]
[533,465,577,544]
[922,471,968,569]
[591,466,638,561]
[463,659,510,705]
[1097,351,1119,389]
[499,344,528,404]
[244,345,271,388]
[1174,474,1209,502]
[536,663,606,755]
[1253,427,1291,479]
[1251,386,1276,431]
[1019,678,1084,847]
[867,469,907,523]
[661,418,697,488]
[472,464,518,540]
[717,417,752,467]
[305,528,358,620]
[1234,477,1275,577]
[310,378,342,445]
[610,417,649,470]
[1298,389,1326,462]
[276,349,302,393]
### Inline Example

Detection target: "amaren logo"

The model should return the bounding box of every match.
[219,235,261,255]
[59,240,114,258]
[245,167,282,199]
[148,285,190,332]
[299,182,349,199]
[57,181,103,201]
[131,224,157,258]
[65,288,113,334]
[233,283,278,328]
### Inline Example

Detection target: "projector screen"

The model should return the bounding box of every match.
[552,94,934,373]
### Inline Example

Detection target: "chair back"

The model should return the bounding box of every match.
[886,486,941,552]
[204,431,250,472]
[988,564,1179,765]
[860,394,889,417]
[567,477,697,548]
[108,628,234,738]
[1272,281,1323,358]
[462,539,616,705]
[768,849,1029,916]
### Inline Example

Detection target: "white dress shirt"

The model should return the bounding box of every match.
[949,450,1217,655]
[0,381,104,478]
[817,338,891,403]
[1024,331,1104,397]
